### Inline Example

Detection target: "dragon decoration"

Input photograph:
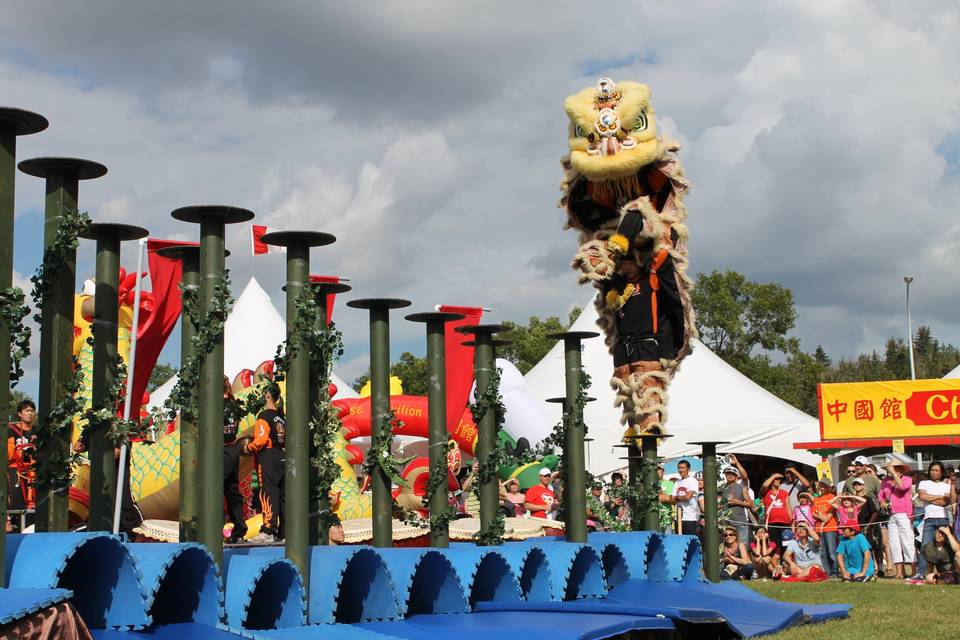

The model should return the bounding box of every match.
[560,78,695,439]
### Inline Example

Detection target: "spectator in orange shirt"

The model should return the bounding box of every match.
[813,479,839,577]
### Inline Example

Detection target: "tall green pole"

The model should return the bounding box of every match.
[347,298,411,548]
[172,206,253,566]
[459,324,506,544]
[20,156,107,532]
[637,434,663,532]
[262,232,335,583]
[546,330,597,543]
[155,244,201,542]
[689,440,728,582]
[0,107,47,585]
[308,280,350,546]
[80,223,148,531]
[407,311,464,548]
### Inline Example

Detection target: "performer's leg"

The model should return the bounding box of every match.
[223,443,247,539]
[627,360,670,435]
[258,449,283,535]
[118,452,144,536]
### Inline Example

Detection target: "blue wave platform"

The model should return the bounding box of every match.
[0,530,849,639]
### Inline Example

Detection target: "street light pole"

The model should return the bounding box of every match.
[904,276,915,380]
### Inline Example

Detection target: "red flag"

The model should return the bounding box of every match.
[438,305,484,430]
[128,239,195,420]
[251,224,286,255]
[310,275,342,325]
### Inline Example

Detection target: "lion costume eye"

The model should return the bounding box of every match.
[575,124,585,137]
[632,112,648,131]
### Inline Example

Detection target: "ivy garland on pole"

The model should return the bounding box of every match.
[82,337,149,447]
[28,208,91,498]
[364,408,415,526]
[164,271,234,422]
[423,440,456,531]
[0,287,31,386]
[469,366,507,545]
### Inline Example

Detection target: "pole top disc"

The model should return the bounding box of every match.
[171,205,255,224]
[308,281,352,295]
[460,338,512,348]
[0,107,49,136]
[545,330,600,341]
[347,298,412,311]
[405,311,466,324]
[686,440,731,447]
[80,222,149,242]
[155,243,200,260]
[456,323,507,335]
[545,396,596,404]
[18,156,107,180]
[261,230,336,248]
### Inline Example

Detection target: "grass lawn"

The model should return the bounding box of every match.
[747,580,952,638]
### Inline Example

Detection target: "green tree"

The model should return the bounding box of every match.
[692,270,798,366]
[148,363,179,392]
[351,352,428,396]
[499,307,581,374]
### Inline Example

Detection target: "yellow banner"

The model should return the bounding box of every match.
[819,379,960,440]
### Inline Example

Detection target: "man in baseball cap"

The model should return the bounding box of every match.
[524,468,557,519]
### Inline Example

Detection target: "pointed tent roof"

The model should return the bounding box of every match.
[522,300,820,475]
[149,277,357,410]
[946,363,960,379]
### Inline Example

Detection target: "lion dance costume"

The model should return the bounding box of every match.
[560,78,695,438]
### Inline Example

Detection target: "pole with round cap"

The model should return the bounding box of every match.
[457,323,507,544]
[171,205,253,564]
[546,330,598,543]
[0,107,47,583]
[307,279,351,545]
[347,297,411,547]
[406,311,464,548]
[688,440,730,582]
[156,243,202,541]
[623,433,670,532]
[20,156,107,531]
[79,223,149,531]
[262,231,335,579]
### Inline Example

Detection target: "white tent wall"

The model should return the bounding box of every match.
[946,363,960,379]
[522,300,821,475]
[148,277,357,410]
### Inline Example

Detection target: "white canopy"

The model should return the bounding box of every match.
[149,277,357,410]
[522,300,821,475]
[946,363,960,379]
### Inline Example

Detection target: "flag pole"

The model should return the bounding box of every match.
[113,237,147,534]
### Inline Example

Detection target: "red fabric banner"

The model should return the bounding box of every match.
[438,305,484,430]
[128,239,194,420]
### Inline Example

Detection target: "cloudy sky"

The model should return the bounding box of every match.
[3,0,959,396]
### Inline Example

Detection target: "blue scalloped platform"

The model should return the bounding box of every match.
[2,530,848,638]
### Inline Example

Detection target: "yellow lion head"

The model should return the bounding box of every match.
[565,78,663,181]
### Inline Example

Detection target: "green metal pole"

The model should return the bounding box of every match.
[154,244,200,542]
[547,331,597,543]
[625,437,642,531]
[308,280,350,546]
[88,235,120,531]
[347,298,411,548]
[474,333,499,542]
[172,205,253,566]
[0,107,47,585]
[690,440,727,582]
[638,434,661,532]
[407,311,463,548]
[21,157,107,532]
[262,231,334,581]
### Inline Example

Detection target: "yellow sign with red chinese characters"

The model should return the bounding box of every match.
[819,379,960,440]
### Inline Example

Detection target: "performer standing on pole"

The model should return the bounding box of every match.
[222,376,247,543]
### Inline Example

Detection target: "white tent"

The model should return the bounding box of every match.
[523,300,820,475]
[149,277,357,410]
[945,363,960,379]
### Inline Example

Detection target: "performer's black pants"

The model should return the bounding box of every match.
[6,468,34,531]
[257,448,284,536]
[223,442,247,536]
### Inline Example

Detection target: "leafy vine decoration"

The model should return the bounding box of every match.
[469,365,506,545]
[363,409,413,490]
[28,208,91,497]
[164,270,234,422]
[0,287,31,386]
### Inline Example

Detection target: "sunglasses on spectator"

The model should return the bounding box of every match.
[724,532,737,537]
[846,468,855,474]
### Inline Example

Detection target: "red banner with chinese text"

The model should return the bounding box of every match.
[818,379,960,440]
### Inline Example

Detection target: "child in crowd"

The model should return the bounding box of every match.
[792,492,815,528]
[830,492,866,531]
[751,526,782,579]
[837,524,876,582]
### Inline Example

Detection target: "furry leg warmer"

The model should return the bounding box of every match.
[611,362,671,438]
